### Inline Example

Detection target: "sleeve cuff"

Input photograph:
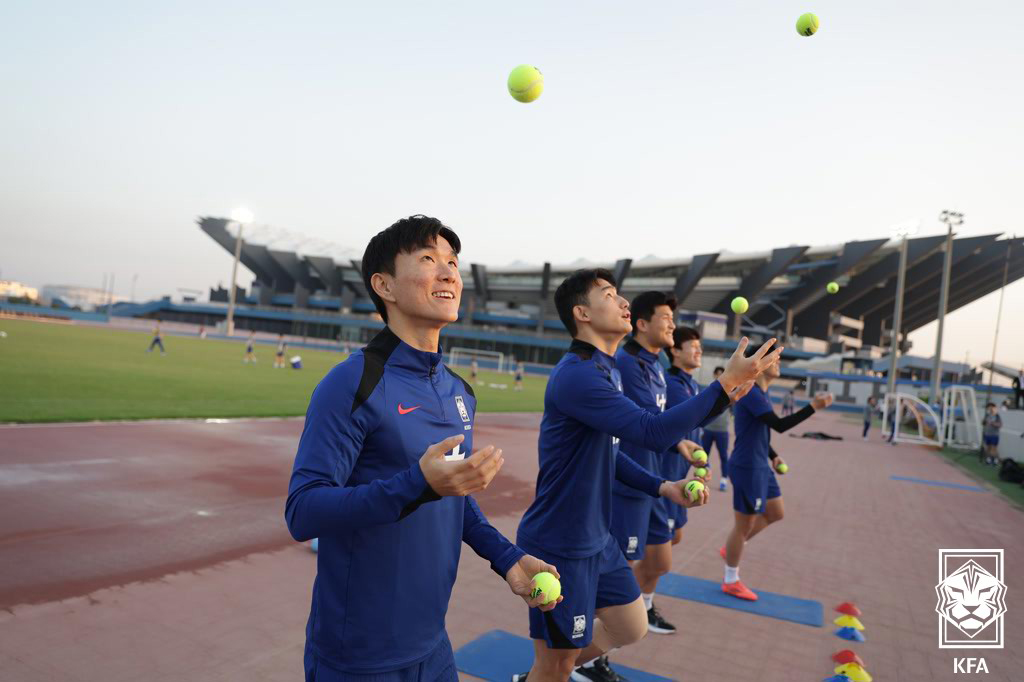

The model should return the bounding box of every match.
[491,544,526,579]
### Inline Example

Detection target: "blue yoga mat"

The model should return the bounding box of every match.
[657,573,823,627]
[890,475,987,492]
[454,630,674,682]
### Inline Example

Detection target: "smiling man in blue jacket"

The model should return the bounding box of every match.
[286,215,561,682]
[512,269,781,682]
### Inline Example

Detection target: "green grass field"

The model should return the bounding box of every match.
[0,319,546,423]
[937,446,1024,511]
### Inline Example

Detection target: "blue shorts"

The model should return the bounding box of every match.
[670,504,686,531]
[984,434,1000,446]
[526,535,640,649]
[647,497,674,545]
[610,493,653,560]
[304,632,456,682]
[730,465,782,515]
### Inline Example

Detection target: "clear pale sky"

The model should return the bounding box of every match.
[1,1,1021,374]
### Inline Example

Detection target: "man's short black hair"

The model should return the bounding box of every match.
[554,268,616,337]
[986,402,996,408]
[666,326,700,361]
[629,291,677,336]
[360,215,461,323]
[714,366,725,374]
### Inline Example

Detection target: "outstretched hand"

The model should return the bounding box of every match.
[719,337,784,393]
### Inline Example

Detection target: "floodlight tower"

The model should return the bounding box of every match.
[225,207,254,336]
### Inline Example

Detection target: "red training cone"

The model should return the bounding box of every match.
[832,650,865,667]
[835,601,862,616]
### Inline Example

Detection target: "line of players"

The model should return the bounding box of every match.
[285,216,833,682]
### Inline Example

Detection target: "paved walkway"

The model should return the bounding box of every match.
[0,412,1020,681]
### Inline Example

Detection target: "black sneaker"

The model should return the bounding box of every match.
[571,656,629,682]
[511,673,529,682]
[647,604,677,634]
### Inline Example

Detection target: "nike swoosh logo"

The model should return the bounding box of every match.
[398,404,421,415]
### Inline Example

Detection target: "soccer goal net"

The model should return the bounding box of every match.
[449,347,505,374]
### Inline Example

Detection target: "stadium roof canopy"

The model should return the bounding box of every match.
[200,217,1023,346]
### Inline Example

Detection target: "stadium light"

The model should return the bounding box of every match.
[932,211,964,404]
[225,207,254,336]
[886,218,921,398]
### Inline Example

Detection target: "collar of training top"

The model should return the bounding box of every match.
[364,326,443,376]
[569,338,616,364]
[623,337,661,363]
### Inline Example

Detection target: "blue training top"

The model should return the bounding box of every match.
[612,339,668,500]
[732,383,775,470]
[665,365,706,480]
[516,339,729,559]
[285,327,524,674]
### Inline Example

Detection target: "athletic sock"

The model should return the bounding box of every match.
[724,565,739,584]
[642,592,654,610]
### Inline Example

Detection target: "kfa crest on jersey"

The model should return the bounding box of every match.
[455,395,471,429]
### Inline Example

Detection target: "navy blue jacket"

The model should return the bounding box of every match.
[517,339,729,559]
[286,328,524,673]
[612,339,668,500]
[665,365,706,480]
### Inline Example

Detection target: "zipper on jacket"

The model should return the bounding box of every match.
[430,365,446,419]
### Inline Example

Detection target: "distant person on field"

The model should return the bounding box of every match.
[275,334,287,369]
[1014,368,1024,409]
[514,361,525,392]
[244,331,258,364]
[982,403,1003,467]
[147,320,165,355]
[470,358,480,385]
[198,325,207,339]
[862,396,878,440]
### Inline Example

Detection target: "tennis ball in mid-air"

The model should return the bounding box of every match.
[692,449,708,466]
[508,65,544,103]
[530,571,561,604]
[796,12,819,36]
[694,467,708,479]
[684,480,706,501]
[776,462,789,474]
[731,296,749,314]
[826,281,840,294]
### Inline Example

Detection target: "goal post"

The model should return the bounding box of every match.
[449,347,505,374]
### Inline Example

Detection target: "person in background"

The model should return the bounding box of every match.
[147,320,166,355]
[701,366,732,492]
[515,362,525,392]
[862,396,878,440]
[471,358,480,386]
[274,334,288,369]
[781,390,795,416]
[244,330,258,364]
[982,403,1003,466]
[1014,368,1024,409]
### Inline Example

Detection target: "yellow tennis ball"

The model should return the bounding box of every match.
[731,296,749,314]
[694,467,708,478]
[684,480,705,502]
[796,12,819,37]
[530,571,561,604]
[508,65,544,103]
[826,281,839,294]
[776,462,789,474]
[692,449,708,466]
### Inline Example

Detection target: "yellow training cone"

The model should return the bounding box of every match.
[835,663,872,682]
[834,615,865,630]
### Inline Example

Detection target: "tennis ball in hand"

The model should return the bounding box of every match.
[796,13,819,36]
[776,462,789,474]
[692,449,708,466]
[508,65,544,103]
[730,297,749,314]
[694,467,708,479]
[684,480,706,502]
[826,281,839,294]
[530,571,561,604]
